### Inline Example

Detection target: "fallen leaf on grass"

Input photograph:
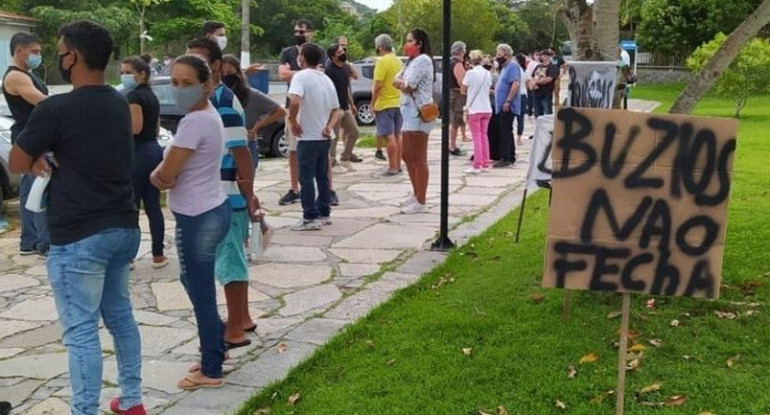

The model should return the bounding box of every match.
[607,311,622,319]
[253,408,271,415]
[287,392,301,406]
[386,358,396,366]
[462,348,473,356]
[664,394,689,406]
[640,383,662,394]
[648,339,663,348]
[567,365,577,379]
[629,344,647,353]
[626,358,641,371]
[579,353,598,364]
[670,319,680,327]
[432,274,455,289]
[589,390,614,404]
[727,355,739,368]
[555,400,567,410]
[744,310,760,317]
[698,412,717,415]
[365,340,375,349]
[646,298,656,309]
[714,311,737,320]
[531,293,545,304]
[682,355,692,360]
[478,407,508,415]
[276,343,288,354]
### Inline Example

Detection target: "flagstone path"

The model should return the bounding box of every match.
[0,99,657,414]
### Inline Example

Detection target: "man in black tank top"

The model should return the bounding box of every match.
[449,41,468,156]
[1,32,49,256]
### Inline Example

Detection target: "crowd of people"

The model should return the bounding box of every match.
[0,15,569,414]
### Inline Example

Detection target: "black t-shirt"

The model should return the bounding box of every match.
[126,83,160,144]
[16,85,138,245]
[279,45,301,107]
[532,64,561,97]
[324,61,351,111]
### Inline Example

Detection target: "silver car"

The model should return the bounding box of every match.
[350,57,444,126]
[0,115,21,201]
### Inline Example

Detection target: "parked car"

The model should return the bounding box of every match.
[117,77,287,157]
[351,56,445,126]
[0,115,21,202]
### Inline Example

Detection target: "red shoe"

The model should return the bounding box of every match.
[110,398,147,415]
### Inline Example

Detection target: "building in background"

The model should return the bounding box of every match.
[0,11,37,76]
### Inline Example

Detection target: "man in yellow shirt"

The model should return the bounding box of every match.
[371,34,404,176]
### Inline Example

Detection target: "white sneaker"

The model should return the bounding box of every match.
[291,219,322,231]
[319,216,332,226]
[400,194,417,207]
[464,167,482,174]
[401,202,428,214]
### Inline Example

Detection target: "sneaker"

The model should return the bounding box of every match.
[330,190,340,206]
[279,189,300,205]
[464,167,482,174]
[401,202,428,214]
[400,194,417,207]
[319,216,332,226]
[380,168,400,177]
[152,255,169,269]
[493,161,512,168]
[291,219,322,231]
[349,154,364,163]
[19,249,37,256]
[110,398,147,415]
[374,150,386,161]
[37,250,48,259]
[449,148,465,156]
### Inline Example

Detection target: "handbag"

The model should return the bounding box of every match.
[410,91,439,122]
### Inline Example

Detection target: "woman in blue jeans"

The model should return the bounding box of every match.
[120,56,167,268]
[150,55,230,390]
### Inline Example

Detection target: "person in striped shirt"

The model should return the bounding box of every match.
[187,37,259,350]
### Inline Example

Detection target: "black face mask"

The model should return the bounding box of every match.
[496,57,507,67]
[339,53,347,62]
[222,74,238,90]
[294,35,307,46]
[483,64,492,70]
[58,51,76,84]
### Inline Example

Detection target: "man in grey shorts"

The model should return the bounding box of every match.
[371,34,404,176]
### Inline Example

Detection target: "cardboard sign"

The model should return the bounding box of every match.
[526,114,555,187]
[543,108,738,298]
[567,62,618,109]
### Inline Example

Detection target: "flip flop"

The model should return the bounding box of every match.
[177,376,225,390]
[244,324,257,333]
[226,339,252,350]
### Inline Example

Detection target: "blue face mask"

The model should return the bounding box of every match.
[172,84,204,112]
[27,54,42,70]
[120,74,137,90]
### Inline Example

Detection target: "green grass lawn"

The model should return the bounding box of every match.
[236,84,770,415]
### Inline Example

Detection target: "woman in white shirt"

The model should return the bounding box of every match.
[514,53,530,146]
[461,50,493,174]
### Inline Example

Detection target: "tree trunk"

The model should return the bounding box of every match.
[670,0,770,114]
[593,0,621,61]
[558,0,594,60]
[241,0,250,66]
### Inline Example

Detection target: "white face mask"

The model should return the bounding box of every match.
[216,35,227,51]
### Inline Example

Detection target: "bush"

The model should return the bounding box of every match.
[686,33,770,118]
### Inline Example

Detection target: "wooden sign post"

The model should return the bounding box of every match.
[542,107,738,414]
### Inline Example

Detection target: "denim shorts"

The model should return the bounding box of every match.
[214,209,250,285]
[375,108,403,137]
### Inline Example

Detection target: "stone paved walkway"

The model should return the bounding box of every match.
[0,99,656,414]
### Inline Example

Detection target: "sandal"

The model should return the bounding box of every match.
[177,375,225,390]
[226,339,252,350]
[244,324,257,333]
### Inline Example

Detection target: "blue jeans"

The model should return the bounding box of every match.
[534,94,553,118]
[173,202,230,378]
[297,140,331,220]
[248,140,260,171]
[47,227,141,415]
[19,174,49,253]
[132,143,164,256]
[514,95,527,137]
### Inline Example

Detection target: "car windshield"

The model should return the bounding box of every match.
[151,83,176,106]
